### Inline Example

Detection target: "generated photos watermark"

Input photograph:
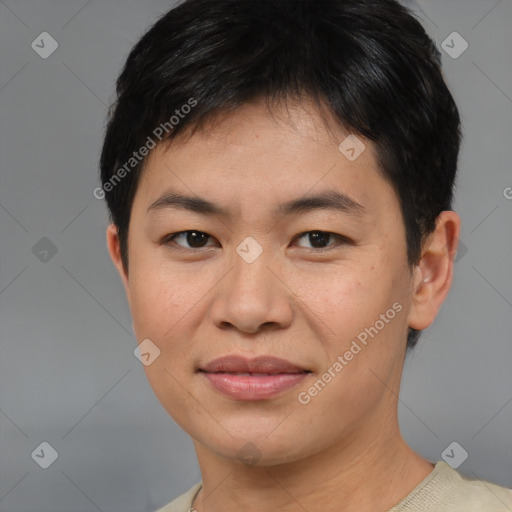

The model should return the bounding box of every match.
[298,301,403,405]
[93,97,197,200]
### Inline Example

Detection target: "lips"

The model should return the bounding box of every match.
[200,355,309,374]
[199,355,311,400]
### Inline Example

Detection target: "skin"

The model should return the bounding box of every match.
[107,97,460,512]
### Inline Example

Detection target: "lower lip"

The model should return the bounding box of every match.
[201,372,309,400]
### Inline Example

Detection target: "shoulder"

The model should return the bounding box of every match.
[452,473,512,511]
[390,461,512,512]
[153,481,202,512]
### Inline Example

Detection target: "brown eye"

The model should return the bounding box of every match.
[164,231,217,249]
[294,231,349,250]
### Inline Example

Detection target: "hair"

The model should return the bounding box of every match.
[99,0,462,350]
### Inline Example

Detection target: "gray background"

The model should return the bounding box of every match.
[0,0,511,511]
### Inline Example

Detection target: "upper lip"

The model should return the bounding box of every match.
[200,355,309,374]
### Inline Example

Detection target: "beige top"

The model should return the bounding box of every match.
[154,461,512,512]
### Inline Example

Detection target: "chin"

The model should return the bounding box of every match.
[194,426,314,467]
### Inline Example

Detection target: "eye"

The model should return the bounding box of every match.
[162,230,218,249]
[293,230,349,250]
[161,230,349,251]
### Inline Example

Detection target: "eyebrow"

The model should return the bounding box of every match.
[147,189,367,218]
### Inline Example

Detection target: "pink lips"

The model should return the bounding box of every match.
[199,355,310,400]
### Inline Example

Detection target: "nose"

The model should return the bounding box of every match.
[209,248,294,335]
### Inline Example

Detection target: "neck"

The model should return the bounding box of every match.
[191,417,434,512]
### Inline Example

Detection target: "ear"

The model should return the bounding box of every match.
[407,211,461,331]
[106,223,131,303]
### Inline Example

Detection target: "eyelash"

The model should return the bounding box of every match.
[160,230,350,252]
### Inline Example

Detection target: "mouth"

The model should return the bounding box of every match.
[201,371,310,376]
[198,355,312,400]
[200,354,309,374]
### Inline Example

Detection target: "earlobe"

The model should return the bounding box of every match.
[407,211,461,331]
[106,224,130,293]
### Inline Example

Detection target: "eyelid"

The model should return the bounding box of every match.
[162,230,351,251]
[161,231,220,249]
[293,231,351,250]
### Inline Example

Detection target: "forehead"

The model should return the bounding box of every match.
[135,98,398,224]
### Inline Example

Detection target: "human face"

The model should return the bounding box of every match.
[108,98,424,465]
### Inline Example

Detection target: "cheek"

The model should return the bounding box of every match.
[128,276,167,338]
[127,264,210,374]
[298,260,390,320]
[297,260,405,359]
[128,257,195,332]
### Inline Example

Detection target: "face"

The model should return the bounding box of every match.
[108,98,439,466]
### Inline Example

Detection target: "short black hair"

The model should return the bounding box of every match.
[99,0,462,350]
